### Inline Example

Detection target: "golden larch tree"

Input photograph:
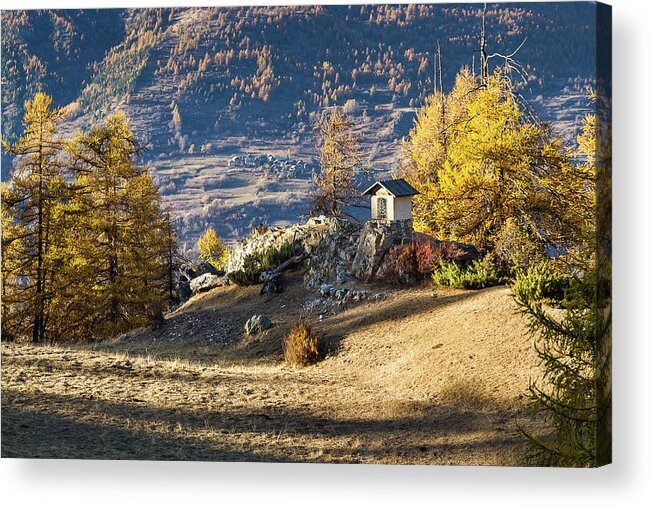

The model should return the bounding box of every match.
[1,93,66,343]
[61,112,174,340]
[310,107,366,218]
[403,68,574,252]
[197,227,229,269]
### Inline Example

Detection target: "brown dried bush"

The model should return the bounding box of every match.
[381,240,468,283]
[283,322,320,367]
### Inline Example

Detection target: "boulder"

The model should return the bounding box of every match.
[351,222,411,281]
[301,218,362,289]
[190,273,230,294]
[244,314,273,336]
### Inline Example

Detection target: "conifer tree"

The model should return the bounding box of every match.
[162,212,182,305]
[401,68,476,232]
[3,96,178,343]
[310,107,366,218]
[1,93,65,343]
[515,106,611,467]
[402,68,572,252]
[1,184,31,341]
[197,226,229,269]
[64,112,171,339]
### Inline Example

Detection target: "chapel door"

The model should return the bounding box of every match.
[377,197,387,220]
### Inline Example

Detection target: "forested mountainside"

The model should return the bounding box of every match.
[1,3,596,246]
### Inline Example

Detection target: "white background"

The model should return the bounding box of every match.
[1,0,649,505]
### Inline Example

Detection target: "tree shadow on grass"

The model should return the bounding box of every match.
[1,386,531,464]
[1,404,285,462]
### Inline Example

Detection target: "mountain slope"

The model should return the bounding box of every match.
[2,4,597,246]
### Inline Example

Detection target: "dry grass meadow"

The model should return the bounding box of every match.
[1,270,547,464]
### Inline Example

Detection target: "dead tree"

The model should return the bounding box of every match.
[478,2,528,87]
[259,252,309,295]
[480,2,488,84]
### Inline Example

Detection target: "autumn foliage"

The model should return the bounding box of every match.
[2,93,178,343]
[197,227,229,269]
[381,239,467,283]
[402,68,590,254]
[310,107,366,218]
[403,66,610,466]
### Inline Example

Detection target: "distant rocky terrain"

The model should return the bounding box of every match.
[1,4,597,248]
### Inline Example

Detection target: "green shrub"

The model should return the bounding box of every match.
[227,267,262,286]
[513,261,570,304]
[258,240,298,271]
[227,240,299,286]
[515,261,608,467]
[432,253,506,290]
[283,321,320,366]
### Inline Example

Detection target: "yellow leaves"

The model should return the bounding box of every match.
[18,92,63,142]
[577,114,597,165]
[197,227,229,269]
[3,98,177,342]
[403,67,583,251]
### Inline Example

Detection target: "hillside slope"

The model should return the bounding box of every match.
[2,272,547,464]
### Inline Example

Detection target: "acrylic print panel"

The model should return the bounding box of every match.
[0,2,611,467]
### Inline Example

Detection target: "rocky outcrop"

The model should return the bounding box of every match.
[225,220,312,273]
[351,222,414,282]
[226,215,363,289]
[225,215,477,290]
[301,218,362,289]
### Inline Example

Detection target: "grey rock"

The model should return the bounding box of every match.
[351,222,409,281]
[190,273,230,294]
[244,314,273,336]
[319,284,335,297]
[225,214,476,290]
